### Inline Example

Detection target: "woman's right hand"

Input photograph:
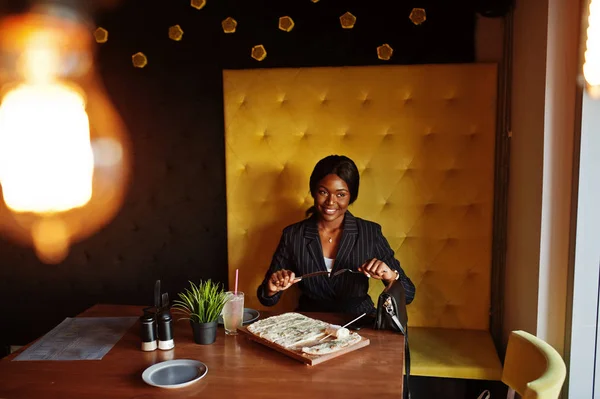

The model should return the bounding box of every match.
[266,269,297,297]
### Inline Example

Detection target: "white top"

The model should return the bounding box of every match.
[324,257,335,272]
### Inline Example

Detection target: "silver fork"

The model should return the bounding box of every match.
[331,268,365,278]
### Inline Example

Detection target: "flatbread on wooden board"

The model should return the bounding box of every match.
[246,312,362,355]
[301,333,362,355]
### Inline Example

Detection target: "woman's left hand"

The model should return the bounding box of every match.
[358,258,396,282]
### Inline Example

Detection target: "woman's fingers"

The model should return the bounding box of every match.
[283,271,297,289]
[359,258,377,277]
[282,270,291,287]
[268,270,297,292]
[267,272,280,291]
[287,271,296,287]
[359,259,392,280]
[375,260,387,277]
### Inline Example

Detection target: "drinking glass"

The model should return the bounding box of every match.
[222,291,244,335]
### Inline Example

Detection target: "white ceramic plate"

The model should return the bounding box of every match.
[142,359,208,389]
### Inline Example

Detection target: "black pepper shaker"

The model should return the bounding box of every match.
[140,313,157,351]
[157,309,174,350]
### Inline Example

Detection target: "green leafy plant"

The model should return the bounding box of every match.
[172,280,227,324]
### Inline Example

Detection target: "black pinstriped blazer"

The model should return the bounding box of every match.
[257,212,415,314]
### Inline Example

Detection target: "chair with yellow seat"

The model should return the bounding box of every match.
[502,330,567,399]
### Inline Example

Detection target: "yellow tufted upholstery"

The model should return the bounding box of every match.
[502,331,567,399]
[223,64,502,379]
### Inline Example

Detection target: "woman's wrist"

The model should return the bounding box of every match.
[265,286,279,297]
[383,270,399,285]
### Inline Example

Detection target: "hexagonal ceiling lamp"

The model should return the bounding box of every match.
[377,44,393,61]
[222,17,237,33]
[191,0,206,10]
[168,25,184,41]
[409,8,426,25]
[279,16,295,32]
[94,27,108,43]
[132,52,148,68]
[251,45,267,61]
[340,12,356,29]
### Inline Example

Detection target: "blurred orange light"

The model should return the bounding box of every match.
[0,7,130,263]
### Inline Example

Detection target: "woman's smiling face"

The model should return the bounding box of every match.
[313,174,350,223]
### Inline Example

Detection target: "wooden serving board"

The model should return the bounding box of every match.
[237,326,370,366]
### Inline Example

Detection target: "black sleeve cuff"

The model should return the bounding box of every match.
[257,283,282,307]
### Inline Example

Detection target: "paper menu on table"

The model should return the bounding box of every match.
[14,317,137,361]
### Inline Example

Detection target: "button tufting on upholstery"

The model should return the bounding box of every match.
[424,203,435,211]
[224,65,498,330]
[259,130,269,139]
[445,94,457,102]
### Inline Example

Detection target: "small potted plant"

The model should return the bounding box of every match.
[172,279,227,345]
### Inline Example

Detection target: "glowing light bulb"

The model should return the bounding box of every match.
[0,6,130,263]
[584,0,600,98]
[0,83,94,213]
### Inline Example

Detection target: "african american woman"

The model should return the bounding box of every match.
[257,155,415,315]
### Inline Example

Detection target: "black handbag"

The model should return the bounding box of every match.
[375,279,411,399]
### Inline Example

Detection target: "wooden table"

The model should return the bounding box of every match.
[0,304,404,399]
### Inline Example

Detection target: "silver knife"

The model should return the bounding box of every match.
[294,271,330,281]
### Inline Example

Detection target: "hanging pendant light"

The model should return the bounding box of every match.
[0,1,130,263]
